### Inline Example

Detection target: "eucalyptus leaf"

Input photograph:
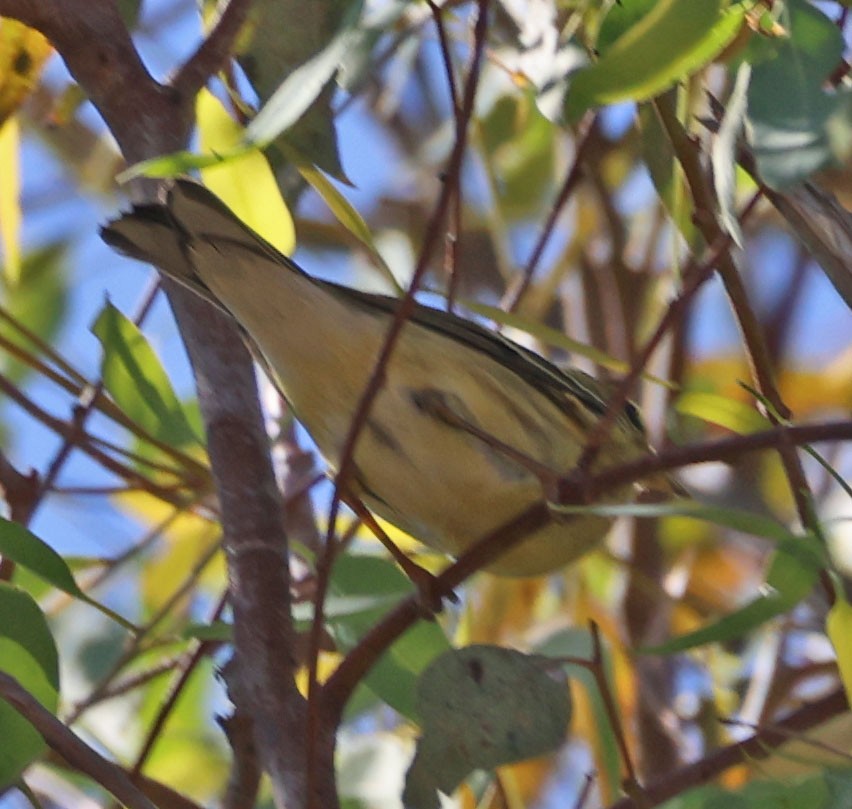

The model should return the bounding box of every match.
[91,301,202,449]
[404,645,570,809]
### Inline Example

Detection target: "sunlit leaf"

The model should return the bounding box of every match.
[0,117,21,282]
[297,165,398,290]
[197,89,296,256]
[91,301,202,449]
[675,390,771,434]
[0,19,52,126]
[827,596,852,707]
[565,0,745,121]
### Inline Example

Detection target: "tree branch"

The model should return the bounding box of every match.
[172,0,252,99]
[0,672,158,809]
[608,688,848,809]
[0,2,322,806]
[324,417,852,715]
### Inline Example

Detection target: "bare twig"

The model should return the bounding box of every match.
[312,0,492,746]
[0,672,158,809]
[606,688,848,809]
[502,112,597,313]
[131,591,229,774]
[653,95,816,551]
[172,0,252,99]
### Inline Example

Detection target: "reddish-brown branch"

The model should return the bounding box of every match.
[172,0,253,99]
[0,672,158,809]
[323,417,852,715]
[502,112,597,313]
[312,0,491,738]
[581,419,852,500]
[607,688,848,809]
[653,95,816,558]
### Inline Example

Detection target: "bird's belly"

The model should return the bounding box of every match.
[303,370,615,577]
[288,324,636,578]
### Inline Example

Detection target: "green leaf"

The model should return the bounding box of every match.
[91,301,202,449]
[119,148,250,183]
[638,98,697,245]
[403,645,570,809]
[675,390,771,434]
[565,0,745,121]
[552,499,815,545]
[245,7,362,150]
[0,518,85,599]
[297,165,400,292]
[235,0,359,177]
[551,500,826,651]
[643,531,824,654]
[660,769,852,809]
[746,0,851,189]
[479,93,557,219]
[596,0,659,55]
[1,244,68,384]
[0,582,59,689]
[326,554,450,719]
[0,583,59,788]
[536,628,621,797]
[0,519,135,631]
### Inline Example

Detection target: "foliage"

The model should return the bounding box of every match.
[0,1,851,808]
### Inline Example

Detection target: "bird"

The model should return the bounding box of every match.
[102,179,654,579]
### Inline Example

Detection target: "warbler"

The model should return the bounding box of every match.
[102,180,652,577]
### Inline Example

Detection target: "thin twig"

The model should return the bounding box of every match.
[310,0,491,753]
[172,0,253,99]
[132,591,229,773]
[502,113,597,313]
[0,672,158,809]
[606,688,848,809]
[653,95,816,549]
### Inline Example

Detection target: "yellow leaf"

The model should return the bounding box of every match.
[112,491,225,609]
[0,19,52,125]
[0,115,21,283]
[196,89,295,255]
[675,390,771,434]
[827,595,852,705]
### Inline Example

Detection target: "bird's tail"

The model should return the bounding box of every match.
[101,179,294,311]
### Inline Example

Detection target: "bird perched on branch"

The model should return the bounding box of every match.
[103,180,656,581]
